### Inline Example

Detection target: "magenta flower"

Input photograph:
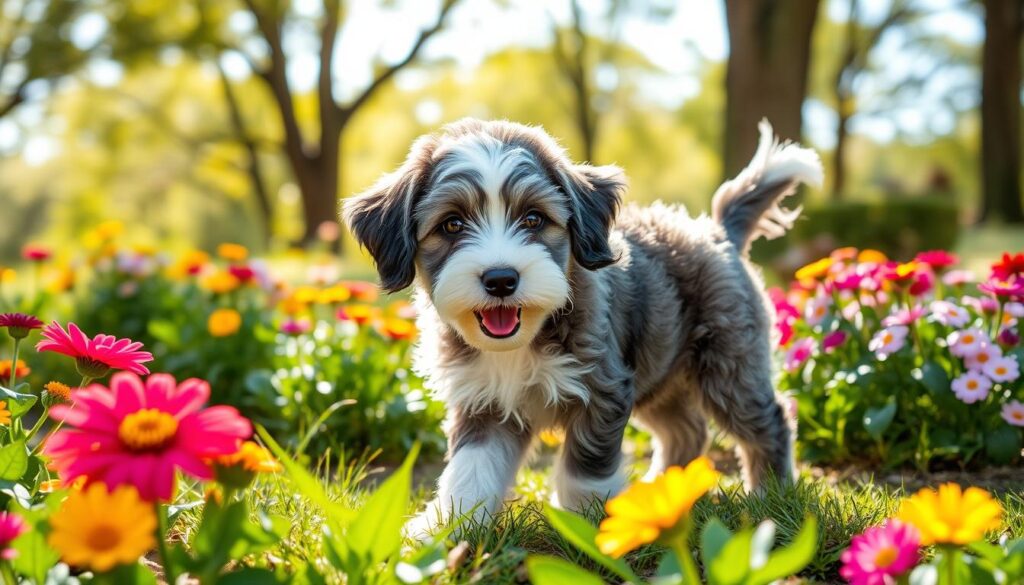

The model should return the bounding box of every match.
[45,372,252,501]
[998,327,1020,347]
[979,277,1024,300]
[908,271,934,297]
[915,250,958,271]
[882,305,925,327]
[21,244,51,262]
[840,521,920,585]
[833,271,865,292]
[784,338,815,372]
[822,330,848,352]
[280,318,312,336]
[0,313,44,339]
[0,511,27,560]
[36,322,153,378]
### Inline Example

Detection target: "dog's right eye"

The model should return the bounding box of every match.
[441,216,465,235]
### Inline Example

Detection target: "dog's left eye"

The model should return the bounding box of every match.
[521,211,544,230]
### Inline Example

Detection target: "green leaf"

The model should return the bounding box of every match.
[342,443,419,569]
[544,506,640,583]
[914,362,950,396]
[12,527,59,584]
[706,526,753,585]
[655,549,682,579]
[749,516,818,584]
[0,441,29,481]
[0,385,37,418]
[700,518,733,571]
[525,556,605,585]
[147,319,181,347]
[863,400,897,439]
[984,427,1021,465]
[217,568,281,585]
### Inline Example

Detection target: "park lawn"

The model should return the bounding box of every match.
[175,453,1024,585]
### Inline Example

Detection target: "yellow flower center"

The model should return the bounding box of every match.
[978,353,990,363]
[118,409,178,451]
[962,334,974,344]
[87,525,121,552]
[1013,412,1024,421]
[967,380,978,390]
[883,333,893,344]
[874,546,899,569]
[995,366,1007,376]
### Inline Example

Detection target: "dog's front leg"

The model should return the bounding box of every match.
[552,390,632,511]
[406,411,531,537]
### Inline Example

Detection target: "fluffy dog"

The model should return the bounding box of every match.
[343,118,822,532]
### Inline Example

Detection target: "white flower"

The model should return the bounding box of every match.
[983,356,1020,383]
[930,300,970,328]
[947,327,988,358]
[804,295,831,327]
[1005,302,1024,318]
[1001,401,1024,427]
[965,342,1003,371]
[951,371,992,404]
[869,326,908,359]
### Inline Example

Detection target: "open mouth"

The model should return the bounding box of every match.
[474,306,522,339]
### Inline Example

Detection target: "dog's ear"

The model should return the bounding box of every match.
[342,135,437,293]
[562,164,626,270]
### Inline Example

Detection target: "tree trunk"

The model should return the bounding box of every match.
[979,0,1023,223]
[297,128,342,248]
[723,0,821,179]
[833,112,850,200]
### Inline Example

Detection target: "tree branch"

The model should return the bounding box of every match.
[318,0,342,153]
[338,0,459,122]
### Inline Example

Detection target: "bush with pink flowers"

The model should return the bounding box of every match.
[775,249,1024,469]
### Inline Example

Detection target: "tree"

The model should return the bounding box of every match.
[0,0,92,120]
[236,0,460,246]
[830,0,919,200]
[978,0,1023,223]
[723,0,820,178]
[551,0,600,163]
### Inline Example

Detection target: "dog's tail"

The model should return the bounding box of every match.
[711,120,823,255]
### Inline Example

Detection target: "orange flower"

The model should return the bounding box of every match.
[338,304,379,326]
[381,318,416,341]
[317,285,351,305]
[343,281,379,302]
[858,249,889,264]
[0,359,30,379]
[202,272,241,294]
[795,258,834,282]
[217,243,249,262]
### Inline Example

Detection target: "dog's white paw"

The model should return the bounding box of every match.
[403,501,448,541]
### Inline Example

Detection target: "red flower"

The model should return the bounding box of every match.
[227,264,255,283]
[978,277,1024,300]
[45,372,252,501]
[0,313,43,339]
[992,252,1024,280]
[915,250,958,270]
[36,322,153,378]
[21,244,51,262]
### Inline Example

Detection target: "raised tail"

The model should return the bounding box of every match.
[711,120,823,254]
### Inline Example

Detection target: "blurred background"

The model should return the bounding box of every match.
[0,0,1021,273]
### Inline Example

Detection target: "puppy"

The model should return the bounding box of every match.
[343,118,822,532]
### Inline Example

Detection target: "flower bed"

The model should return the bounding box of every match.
[775,248,1023,469]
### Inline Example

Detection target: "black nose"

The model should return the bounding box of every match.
[481,268,519,297]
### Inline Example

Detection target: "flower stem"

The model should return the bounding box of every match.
[24,405,49,443]
[156,502,178,585]
[0,561,17,585]
[945,546,959,585]
[7,338,18,390]
[671,535,701,584]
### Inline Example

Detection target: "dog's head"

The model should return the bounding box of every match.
[343,119,626,351]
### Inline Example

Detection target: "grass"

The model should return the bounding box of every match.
[172,451,1024,585]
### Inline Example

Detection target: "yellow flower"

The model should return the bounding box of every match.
[381,318,416,341]
[47,483,157,572]
[339,303,379,326]
[278,295,309,316]
[45,381,72,403]
[47,266,76,293]
[292,286,320,305]
[208,308,242,337]
[538,429,563,447]
[202,271,241,294]
[0,401,10,426]
[217,243,249,262]
[858,249,889,264]
[215,441,281,473]
[795,257,834,282]
[596,456,720,558]
[0,269,15,284]
[317,285,352,305]
[896,483,1002,545]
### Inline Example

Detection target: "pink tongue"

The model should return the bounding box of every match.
[480,306,519,336]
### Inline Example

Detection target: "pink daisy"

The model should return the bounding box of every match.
[840,521,920,585]
[978,277,1024,300]
[964,342,1003,372]
[983,356,1019,383]
[804,295,831,326]
[0,313,44,339]
[882,306,925,327]
[36,322,153,378]
[963,295,999,316]
[1001,401,1024,427]
[0,511,27,560]
[784,338,815,372]
[868,326,908,359]
[947,327,988,358]
[45,372,252,501]
[951,371,992,404]
[929,300,969,328]
[280,318,312,336]
[942,269,975,287]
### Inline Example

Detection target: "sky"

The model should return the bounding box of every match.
[0,0,990,165]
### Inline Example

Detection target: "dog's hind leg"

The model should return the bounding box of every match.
[634,381,709,481]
